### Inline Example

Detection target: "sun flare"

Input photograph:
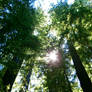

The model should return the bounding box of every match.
[46,50,58,62]
[44,49,62,67]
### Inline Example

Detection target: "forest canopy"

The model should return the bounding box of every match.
[0,0,92,92]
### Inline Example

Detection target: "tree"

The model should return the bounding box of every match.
[68,40,92,92]
[0,0,41,91]
[50,0,92,91]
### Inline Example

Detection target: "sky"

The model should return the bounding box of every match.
[34,0,75,12]
[0,64,4,70]
[34,0,59,11]
[63,0,75,5]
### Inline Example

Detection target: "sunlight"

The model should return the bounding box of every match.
[34,0,60,12]
[33,29,39,36]
[50,29,57,37]
[46,50,58,62]
[44,49,62,67]
[62,0,75,5]
[67,0,75,5]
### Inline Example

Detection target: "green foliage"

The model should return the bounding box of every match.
[1,0,92,92]
[0,0,45,91]
[50,0,92,68]
[50,0,92,91]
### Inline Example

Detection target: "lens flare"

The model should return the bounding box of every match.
[44,49,62,68]
[47,50,58,62]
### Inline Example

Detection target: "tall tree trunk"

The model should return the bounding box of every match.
[2,57,23,92]
[2,69,17,92]
[68,41,92,92]
[11,59,34,92]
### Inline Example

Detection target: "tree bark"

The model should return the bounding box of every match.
[68,41,92,92]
